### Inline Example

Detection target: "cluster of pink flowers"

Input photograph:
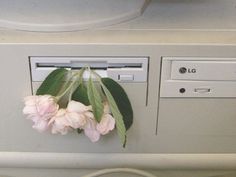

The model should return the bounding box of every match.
[23,95,115,142]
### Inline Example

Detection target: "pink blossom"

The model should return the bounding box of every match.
[23,95,59,132]
[83,112,100,142]
[50,109,72,135]
[32,119,49,133]
[50,101,92,135]
[65,112,87,129]
[96,102,115,135]
[66,101,91,129]
[67,100,92,113]
[82,102,115,141]
[96,114,115,135]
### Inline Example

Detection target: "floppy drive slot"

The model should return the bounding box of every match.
[36,61,142,70]
[30,57,148,82]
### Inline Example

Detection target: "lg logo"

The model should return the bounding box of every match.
[179,67,196,74]
[188,68,197,73]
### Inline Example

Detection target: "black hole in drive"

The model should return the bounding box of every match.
[179,88,186,93]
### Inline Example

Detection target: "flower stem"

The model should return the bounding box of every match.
[90,69,102,81]
[56,68,86,100]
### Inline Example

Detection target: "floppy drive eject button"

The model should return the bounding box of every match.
[118,74,134,81]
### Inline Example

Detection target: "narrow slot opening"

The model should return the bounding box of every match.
[108,63,142,68]
[36,63,70,68]
[71,67,107,70]
[36,62,143,69]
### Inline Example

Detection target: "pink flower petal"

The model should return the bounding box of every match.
[50,109,73,135]
[96,114,115,135]
[65,112,86,129]
[23,106,37,115]
[84,118,100,142]
[32,119,49,132]
[24,96,37,106]
[23,95,59,125]
[67,101,91,113]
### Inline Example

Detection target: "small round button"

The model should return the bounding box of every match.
[179,88,186,93]
[179,67,187,74]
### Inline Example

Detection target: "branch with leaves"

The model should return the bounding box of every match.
[23,68,133,147]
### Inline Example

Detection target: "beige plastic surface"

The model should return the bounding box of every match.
[0,16,236,167]
[0,34,236,177]
[0,0,148,32]
[0,0,236,174]
[112,0,236,30]
[0,169,236,177]
[1,44,236,154]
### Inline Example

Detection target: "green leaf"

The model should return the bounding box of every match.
[72,84,90,106]
[100,82,127,147]
[73,85,86,134]
[101,78,133,130]
[87,77,104,122]
[36,68,68,96]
